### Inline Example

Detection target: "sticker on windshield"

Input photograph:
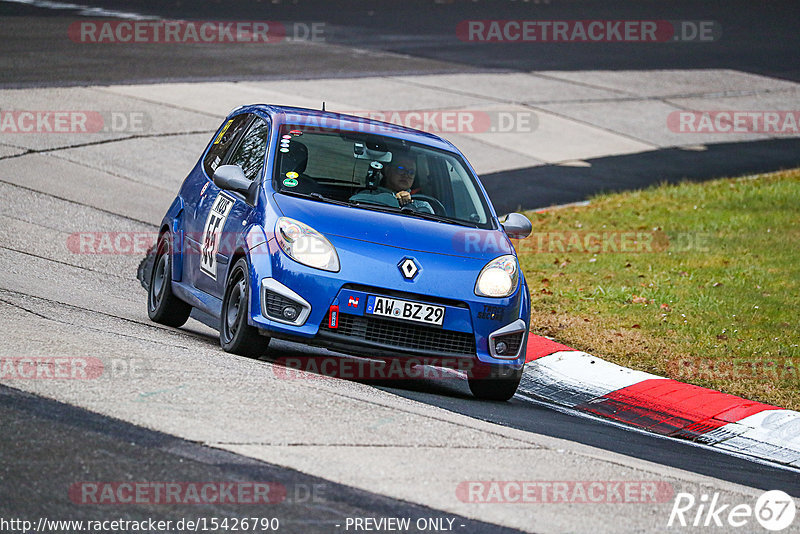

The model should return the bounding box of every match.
[213,119,233,145]
[283,178,299,188]
[280,148,289,153]
[289,129,303,136]
[200,192,235,280]
[285,172,299,179]
[209,155,221,171]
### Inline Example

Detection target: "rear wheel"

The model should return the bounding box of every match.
[220,258,268,357]
[148,232,191,327]
[468,363,523,401]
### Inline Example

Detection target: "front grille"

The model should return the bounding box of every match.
[264,290,300,320]
[321,313,475,356]
[493,331,524,356]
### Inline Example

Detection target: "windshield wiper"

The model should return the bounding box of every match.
[308,192,351,206]
[278,189,352,207]
[348,200,479,227]
[280,190,402,214]
[399,206,479,227]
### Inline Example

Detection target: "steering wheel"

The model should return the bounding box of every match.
[411,194,447,216]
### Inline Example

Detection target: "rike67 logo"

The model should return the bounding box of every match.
[668,490,796,531]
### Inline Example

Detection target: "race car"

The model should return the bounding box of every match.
[147,104,532,400]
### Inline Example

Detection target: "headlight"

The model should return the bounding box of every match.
[276,217,340,272]
[475,255,518,297]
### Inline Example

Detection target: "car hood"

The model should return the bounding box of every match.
[272,193,513,259]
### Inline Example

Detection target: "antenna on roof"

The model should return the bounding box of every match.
[322,101,326,112]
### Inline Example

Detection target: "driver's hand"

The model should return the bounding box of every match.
[395,191,412,206]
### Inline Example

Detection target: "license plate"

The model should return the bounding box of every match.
[366,295,445,326]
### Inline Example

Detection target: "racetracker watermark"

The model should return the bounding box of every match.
[667,111,800,134]
[275,111,536,135]
[68,232,158,255]
[452,230,711,255]
[457,20,720,43]
[68,231,282,256]
[272,356,490,381]
[667,490,796,530]
[667,357,800,382]
[69,482,288,505]
[0,111,150,134]
[0,357,152,380]
[68,230,712,256]
[456,481,674,503]
[67,231,264,256]
[0,357,102,380]
[1,518,280,533]
[340,110,537,134]
[68,20,325,43]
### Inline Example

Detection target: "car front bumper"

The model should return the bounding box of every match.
[248,237,529,367]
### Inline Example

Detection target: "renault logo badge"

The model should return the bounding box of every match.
[398,258,419,280]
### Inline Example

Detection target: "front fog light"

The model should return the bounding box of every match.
[475,255,518,298]
[495,341,508,355]
[276,217,340,272]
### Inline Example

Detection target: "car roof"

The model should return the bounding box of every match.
[230,104,459,152]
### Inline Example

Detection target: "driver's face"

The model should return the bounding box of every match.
[385,158,416,192]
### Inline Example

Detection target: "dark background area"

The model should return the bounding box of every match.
[1,0,799,86]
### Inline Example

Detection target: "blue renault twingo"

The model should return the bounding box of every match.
[148,105,532,400]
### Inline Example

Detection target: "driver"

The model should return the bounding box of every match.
[349,154,434,214]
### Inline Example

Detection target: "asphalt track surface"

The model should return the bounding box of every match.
[1,1,800,533]
[2,0,799,85]
[0,385,522,534]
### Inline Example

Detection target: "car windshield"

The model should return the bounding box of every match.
[272,124,493,229]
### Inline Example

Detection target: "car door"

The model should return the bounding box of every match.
[183,113,251,293]
[193,114,272,299]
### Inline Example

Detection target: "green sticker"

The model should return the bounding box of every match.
[285,171,299,179]
[283,178,299,187]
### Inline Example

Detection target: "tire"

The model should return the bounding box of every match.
[467,363,523,401]
[148,232,192,327]
[220,258,268,357]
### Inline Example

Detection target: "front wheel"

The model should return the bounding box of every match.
[148,232,191,327]
[220,258,268,357]
[468,363,523,401]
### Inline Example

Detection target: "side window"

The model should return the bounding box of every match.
[203,114,251,177]
[447,159,487,224]
[227,117,270,182]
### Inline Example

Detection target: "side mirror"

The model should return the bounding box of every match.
[213,165,251,196]
[501,213,532,239]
